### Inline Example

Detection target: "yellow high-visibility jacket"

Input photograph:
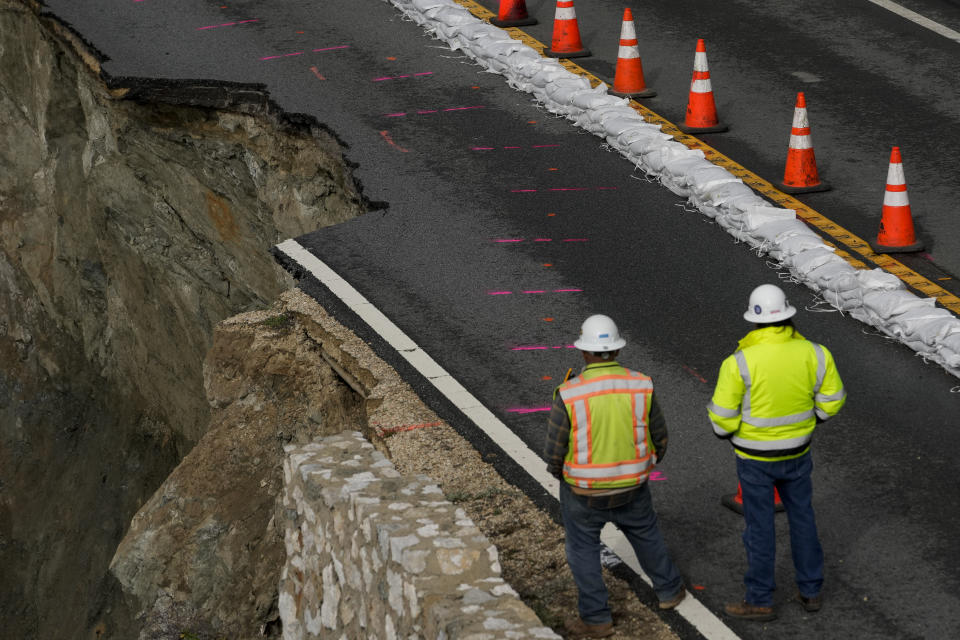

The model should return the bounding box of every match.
[558,362,655,488]
[707,326,846,461]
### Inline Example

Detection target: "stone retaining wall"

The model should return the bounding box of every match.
[279,430,560,640]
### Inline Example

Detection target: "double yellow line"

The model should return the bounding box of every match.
[452,0,960,315]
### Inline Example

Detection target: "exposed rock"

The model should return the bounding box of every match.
[109,295,366,638]
[0,4,363,637]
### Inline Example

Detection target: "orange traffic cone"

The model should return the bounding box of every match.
[490,0,537,28]
[610,8,656,98]
[778,92,829,194]
[546,0,591,59]
[872,146,924,253]
[678,39,727,134]
[721,483,785,515]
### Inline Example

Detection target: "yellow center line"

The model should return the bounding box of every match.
[450,0,960,315]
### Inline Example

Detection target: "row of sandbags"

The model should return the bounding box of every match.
[384,0,960,378]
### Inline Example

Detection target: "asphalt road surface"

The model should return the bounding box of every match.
[38,0,960,638]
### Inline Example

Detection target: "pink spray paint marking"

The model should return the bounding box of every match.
[197,19,259,30]
[683,365,708,384]
[506,406,552,414]
[649,471,667,482]
[372,72,434,82]
[260,45,349,61]
[510,187,618,192]
[492,238,589,243]
[511,345,576,351]
[487,289,582,295]
[379,131,409,153]
[471,144,559,151]
[384,106,483,117]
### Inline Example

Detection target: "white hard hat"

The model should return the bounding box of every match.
[574,314,626,352]
[743,284,797,323]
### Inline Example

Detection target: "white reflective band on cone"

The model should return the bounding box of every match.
[789,134,813,149]
[887,162,906,185]
[792,108,809,129]
[618,46,639,58]
[694,52,709,71]
[884,191,910,206]
[555,7,576,19]
[691,79,712,92]
[620,20,636,39]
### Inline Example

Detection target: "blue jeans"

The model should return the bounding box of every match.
[560,481,683,623]
[737,452,823,607]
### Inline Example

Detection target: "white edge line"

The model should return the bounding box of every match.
[865,0,960,42]
[276,237,739,640]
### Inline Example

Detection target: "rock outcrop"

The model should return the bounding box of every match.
[107,294,367,638]
[0,3,363,637]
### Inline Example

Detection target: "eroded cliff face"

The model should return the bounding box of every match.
[0,3,364,637]
[103,292,366,639]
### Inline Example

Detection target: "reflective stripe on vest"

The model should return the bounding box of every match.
[559,369,653,488]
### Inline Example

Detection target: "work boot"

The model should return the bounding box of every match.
[563,617,614,638]
[797,592,822,612]
[723,600,776,621]
[659,589,687,610]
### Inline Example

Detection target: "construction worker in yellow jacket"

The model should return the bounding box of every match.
[545,314,685,639]
[708,284,846,621]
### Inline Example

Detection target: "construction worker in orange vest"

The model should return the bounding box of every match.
[708,284,846,621]
[544,314,685,639]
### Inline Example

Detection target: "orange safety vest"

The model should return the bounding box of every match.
[557,362,655,489]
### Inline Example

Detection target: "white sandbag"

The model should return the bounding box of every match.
[857,268,904,292]
[750,218,808,245]
[642,142,697,173]
[775,229,829,258]
[688,165,742,196]
[527,62,569,89]
[622,132,676,158]
[897,312,960,346]
[805,260,859,294]
[861,289,936,321]
[821,288,864,311]
[545,77,592,105]
[939,346,960,368]
[787,247,841,279]
[570,87,619,110]
[740,205,795,233]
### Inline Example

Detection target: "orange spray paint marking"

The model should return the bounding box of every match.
[693,584,706,591]
[528,120,537,124]
[379,130,409,152]
[683,365,708,383]
[296,30,304,34]
[387,56,397,60]
[547,213,557,217]
[542,376,553,380]
[543,317,554,322]
[309,66,326,80]
[373,420,443,436]
[543,263,553,267]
